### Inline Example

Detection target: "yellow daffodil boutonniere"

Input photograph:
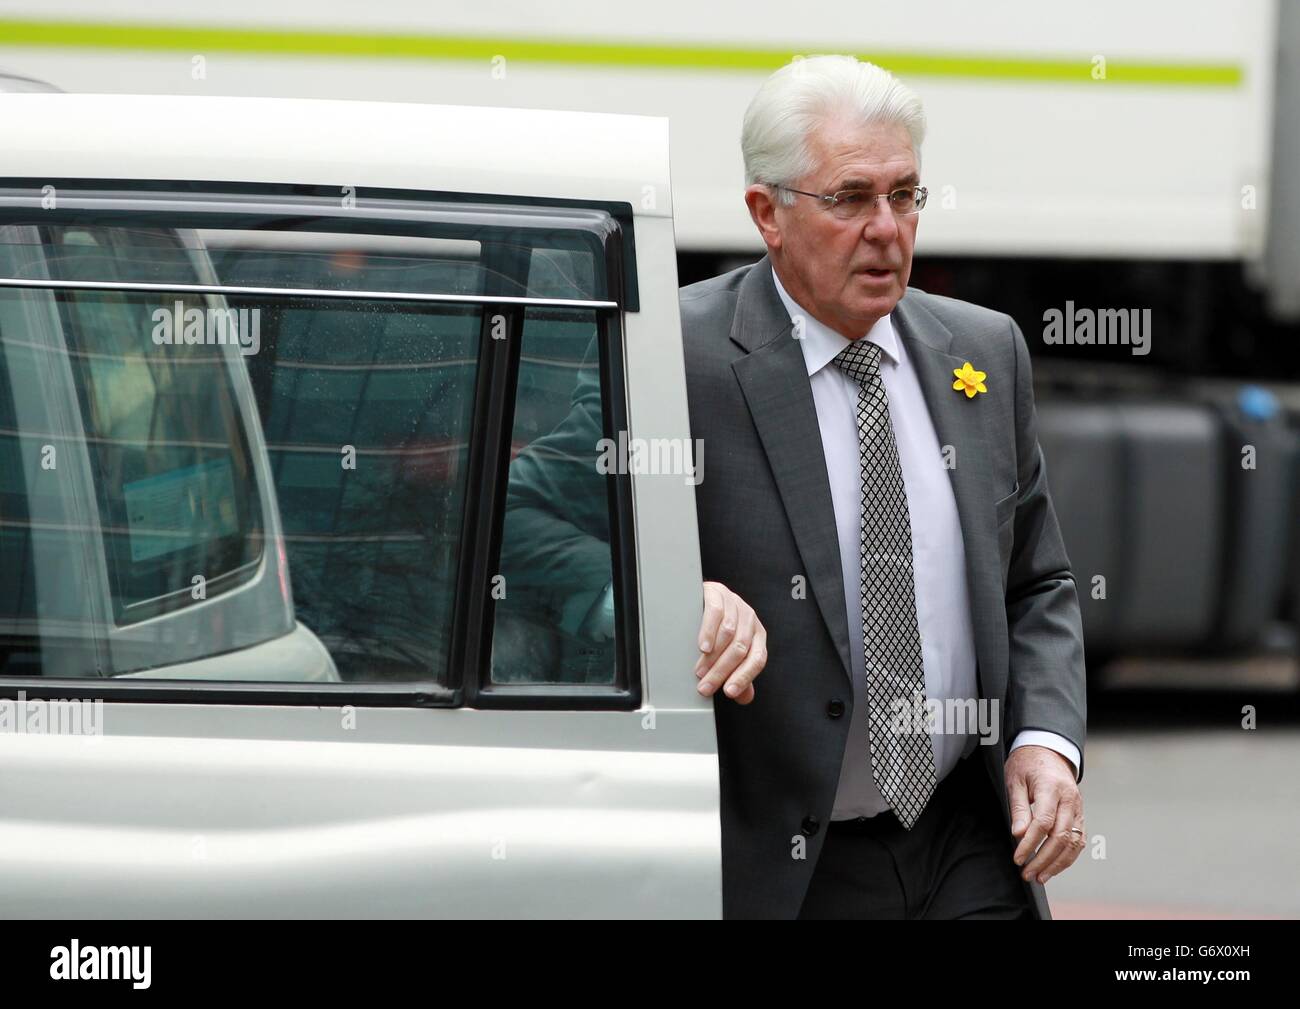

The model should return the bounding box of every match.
[952,361,988,398]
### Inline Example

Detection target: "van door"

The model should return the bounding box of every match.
[0,181,720,918]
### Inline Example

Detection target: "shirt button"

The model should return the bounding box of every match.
[827,699,846,719]
[801,816,821,837]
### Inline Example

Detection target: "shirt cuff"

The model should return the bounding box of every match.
[1010,731,1081,781]
[570,580,615,640]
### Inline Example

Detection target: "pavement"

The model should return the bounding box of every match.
[1044,690,1300,920]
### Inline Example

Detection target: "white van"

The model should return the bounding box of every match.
[0,93,716,917]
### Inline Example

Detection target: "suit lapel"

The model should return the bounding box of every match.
[892,294,1006,705]
[729,258,853,685]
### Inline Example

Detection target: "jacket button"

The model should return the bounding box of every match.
[827,699,845,718]
[801,816,820,836]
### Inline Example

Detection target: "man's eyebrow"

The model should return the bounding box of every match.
[833,171,920,190]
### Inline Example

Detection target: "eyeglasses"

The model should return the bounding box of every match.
[776,184,928,219]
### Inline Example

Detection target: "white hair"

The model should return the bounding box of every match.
[741,55,926,206]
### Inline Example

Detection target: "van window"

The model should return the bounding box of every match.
[0,184,636,702]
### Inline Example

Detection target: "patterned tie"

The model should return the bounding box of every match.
[832,337,937,829]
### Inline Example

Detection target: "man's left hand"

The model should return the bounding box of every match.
[1005,745,1086,884]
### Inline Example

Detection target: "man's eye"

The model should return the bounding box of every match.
[890,189,916,207]
[836,190,868,205]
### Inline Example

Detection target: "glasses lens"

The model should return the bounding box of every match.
[889,188,918,214]
[831,188,927,218]
[829,190,869,219]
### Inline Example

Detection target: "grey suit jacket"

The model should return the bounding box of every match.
[682,254,1087,919]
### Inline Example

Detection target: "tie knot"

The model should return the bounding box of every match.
[832,338,883,386]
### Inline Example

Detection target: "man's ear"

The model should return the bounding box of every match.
[744,184,783,252]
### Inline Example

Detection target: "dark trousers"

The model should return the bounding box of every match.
[797,751,1034,919]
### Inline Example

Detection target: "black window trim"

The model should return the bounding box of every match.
[0,177,640,310]
[0,179,643,709]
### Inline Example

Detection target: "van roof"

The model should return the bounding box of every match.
[0,92,672,216]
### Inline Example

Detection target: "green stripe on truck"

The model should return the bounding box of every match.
[0,18,1243,87]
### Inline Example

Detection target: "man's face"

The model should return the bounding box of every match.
[748,117,919,339]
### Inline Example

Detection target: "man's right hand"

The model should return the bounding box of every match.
[695,581,768,704]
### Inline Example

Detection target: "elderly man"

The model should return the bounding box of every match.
[686,54,1087,919]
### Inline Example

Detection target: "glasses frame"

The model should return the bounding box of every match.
[775,184,929,218]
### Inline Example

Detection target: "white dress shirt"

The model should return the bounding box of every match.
[770,267,1080,820]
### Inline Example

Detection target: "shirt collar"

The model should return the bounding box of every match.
[770,264,901,377]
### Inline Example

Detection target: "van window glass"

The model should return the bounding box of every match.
[491,295,618,685]
[0,191,631,698]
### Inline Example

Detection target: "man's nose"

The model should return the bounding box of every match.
[860,195,900,241]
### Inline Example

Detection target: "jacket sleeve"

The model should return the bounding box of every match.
[1004,316,1088,780]
[498,334,614,638]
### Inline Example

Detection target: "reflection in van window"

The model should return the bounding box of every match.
[233,296,479,683]
[60,288,264,617]
[42,226,264,619]
[206,236,484,684]
[0,223,285,679]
